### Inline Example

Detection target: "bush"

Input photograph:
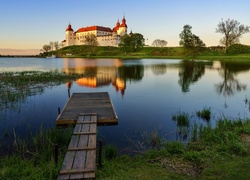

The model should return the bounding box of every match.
[226,44,250,54]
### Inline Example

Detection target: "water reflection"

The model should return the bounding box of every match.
[178,60,205,92]
[215,61,248,96]
[150,64,167,75]
[63,58,145,95]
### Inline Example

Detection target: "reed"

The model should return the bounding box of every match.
[0,126,73,179]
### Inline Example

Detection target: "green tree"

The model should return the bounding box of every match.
[119,33,145,54]
[179,25,205,57]
[216,18,250,48]
[130,33,145,51]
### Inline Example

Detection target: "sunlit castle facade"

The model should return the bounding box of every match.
[61,16,128,47]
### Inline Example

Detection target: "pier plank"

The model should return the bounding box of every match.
[58,114,97,180]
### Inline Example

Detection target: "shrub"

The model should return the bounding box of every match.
[226,44,250,54]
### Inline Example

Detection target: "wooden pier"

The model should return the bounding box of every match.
[57,92,118,179]
[56,92,118,125]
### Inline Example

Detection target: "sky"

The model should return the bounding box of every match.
[0,0,250,55]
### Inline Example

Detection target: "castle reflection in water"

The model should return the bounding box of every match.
[63,58,126,95]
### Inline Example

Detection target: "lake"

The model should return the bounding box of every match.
[1,58,250,153]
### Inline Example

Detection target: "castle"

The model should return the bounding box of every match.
[61,16,128,47]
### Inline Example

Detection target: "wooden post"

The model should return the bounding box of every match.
[98,140,103,168]
[55,144,58,164]
[58,107,61,115]
[68,89,70,98]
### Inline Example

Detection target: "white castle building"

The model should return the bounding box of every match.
[61,16,128,47]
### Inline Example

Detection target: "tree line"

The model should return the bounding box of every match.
[41,18,249,56]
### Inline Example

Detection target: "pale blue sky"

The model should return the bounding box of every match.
[0,0,250,50]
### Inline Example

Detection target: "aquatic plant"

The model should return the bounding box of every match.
[104,144,118,160]
[0,71,86,113]
[196,107,211,121]
[172,111,190,140]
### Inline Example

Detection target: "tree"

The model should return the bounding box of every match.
[84,34,99,46]
[50,41,54,51]
[54,41,59,50]
[119,34,132,54]
[42,44,51,52]
[83,34,99,56]
[130,33,145,51]
[216,18,250,48]
[179,25,205,57]
[152,39,168,47]
[119,33,145,54]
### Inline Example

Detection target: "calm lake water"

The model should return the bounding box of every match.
[1,58,250,153]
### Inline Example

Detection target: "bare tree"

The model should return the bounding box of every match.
[42,44,51,52]
[54,41,59,50]
[216,18,250,48]
[49,41,54,51]
[84,34,99,46]
[152,39,167,47]
[84,34,99,56]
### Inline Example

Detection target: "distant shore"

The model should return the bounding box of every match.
[0,55,40,58]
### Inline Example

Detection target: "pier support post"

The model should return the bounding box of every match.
[68,89,70,98]
[55,144,58,164]
[58,107,61,115]
[98,140,103,168]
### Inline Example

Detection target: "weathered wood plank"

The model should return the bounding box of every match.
[70,150,86,179]
[58,114,97,179]
[73,132,96,135]
[56,92,118,125]
[67,147,96,151]
[58,151,75,180]
[59,168,95,174]
[68,135,79,149]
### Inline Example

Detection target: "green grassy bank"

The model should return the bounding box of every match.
[0,117,249,179]
[43,44,250,61]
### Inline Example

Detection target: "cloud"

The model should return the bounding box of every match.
[0,48,40,55]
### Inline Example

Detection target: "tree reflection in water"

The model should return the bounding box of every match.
[178,60,205,92]
[215,62,249,96]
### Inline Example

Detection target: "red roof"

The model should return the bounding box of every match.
[120,17,127,28]
[76,26,112,33]
[66,24,74,31]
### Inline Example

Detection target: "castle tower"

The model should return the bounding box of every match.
[65,23,74,46]
[117,16,127,36]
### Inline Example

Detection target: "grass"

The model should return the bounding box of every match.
[0,126,73,179]
[97,118,250,179]
[43,45,250,61]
